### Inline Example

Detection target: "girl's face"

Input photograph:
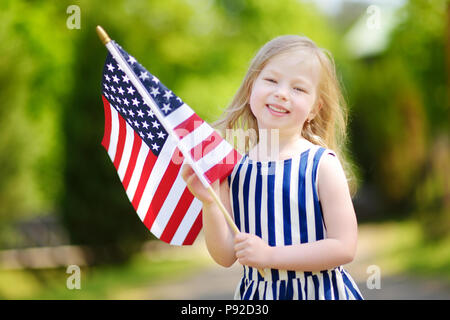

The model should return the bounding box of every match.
[249,50,321,139]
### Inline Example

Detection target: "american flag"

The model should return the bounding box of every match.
[100,41,241,245]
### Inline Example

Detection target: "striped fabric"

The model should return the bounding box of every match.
[229,145,363,300]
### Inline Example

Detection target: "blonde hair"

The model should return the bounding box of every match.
[214,35,357,192]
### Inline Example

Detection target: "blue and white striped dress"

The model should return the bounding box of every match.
[228,145,363,300]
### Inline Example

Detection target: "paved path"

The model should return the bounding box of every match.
[140,226,450,300]
[142,260,450,300]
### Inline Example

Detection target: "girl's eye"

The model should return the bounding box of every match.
[264,78,277,83]
[294,87,306,93]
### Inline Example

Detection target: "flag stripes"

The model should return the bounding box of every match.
[101,96,238,245]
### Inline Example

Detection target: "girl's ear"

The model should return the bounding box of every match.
[308,99,323,122]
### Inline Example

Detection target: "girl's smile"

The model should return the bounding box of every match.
[266,103,290,115]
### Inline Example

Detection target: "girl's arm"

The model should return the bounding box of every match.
[181,164,237,267]
[234,154,358,271]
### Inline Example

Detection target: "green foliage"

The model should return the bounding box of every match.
[0,0,337,259]
[0,0,448,260]
[346,0,449,239]
[0,1,71,230]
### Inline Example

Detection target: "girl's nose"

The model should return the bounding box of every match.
[274,85,289,101]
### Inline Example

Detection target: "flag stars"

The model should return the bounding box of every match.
[157,131,166,139]
[107,63,115,72]
[152,120,160,129]
[127,86,135,95]
[163,90,173,100]
[139,71,150,81]
[101,54,185,158]
[151,143,160,151]
[162,103,171,113]
[150,87,160,97]
[128,56,137,64]
[151,76,159,84]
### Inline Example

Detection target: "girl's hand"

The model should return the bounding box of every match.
[181,163,217,205]
[234,232,273,269]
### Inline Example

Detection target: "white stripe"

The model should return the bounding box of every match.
[274,162,287,281]
[293,279,299,300]
[258,281,266,300]
[265,281,273,300]
[290,156,301,244]
[248,162,257,237]
[196,140,233,173]
[179,121,213,154]
[305,147,318,242]
[125,141,149,203]
[237,159,248,234]
[170,197,202,245]
[306,275,315,299]
[317,273,325,299]
[335,269,348,299]
[136,135,178,220]
[260,162,269,280]
[165,103,194,129]
[107,106,120,161]
[117,121,135,181]
[150,172,188,238]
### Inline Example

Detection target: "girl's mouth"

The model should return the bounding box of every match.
[266,104,289,115]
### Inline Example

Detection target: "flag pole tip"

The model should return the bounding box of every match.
[96,25,111,45]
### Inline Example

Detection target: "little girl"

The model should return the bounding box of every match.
[181,35,363,300]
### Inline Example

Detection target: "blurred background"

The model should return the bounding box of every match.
[0,0,448,299]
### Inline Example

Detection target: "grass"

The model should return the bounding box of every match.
[1,220,449,299]
[0,251,210,299]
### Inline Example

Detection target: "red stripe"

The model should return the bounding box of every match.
[131,150,157,210]
[174,113,204,139]
[204,149,242,183]
[122,132,142,190]
[159,187,195,243]
[101,96,112,150]
[190,131,222,162]
[182,210,203,245]
[113,114,127,169]
[143,148,184,230]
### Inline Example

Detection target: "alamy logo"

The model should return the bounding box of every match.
[66,5,81,30]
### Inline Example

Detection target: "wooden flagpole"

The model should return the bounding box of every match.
[96,26,264,278]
